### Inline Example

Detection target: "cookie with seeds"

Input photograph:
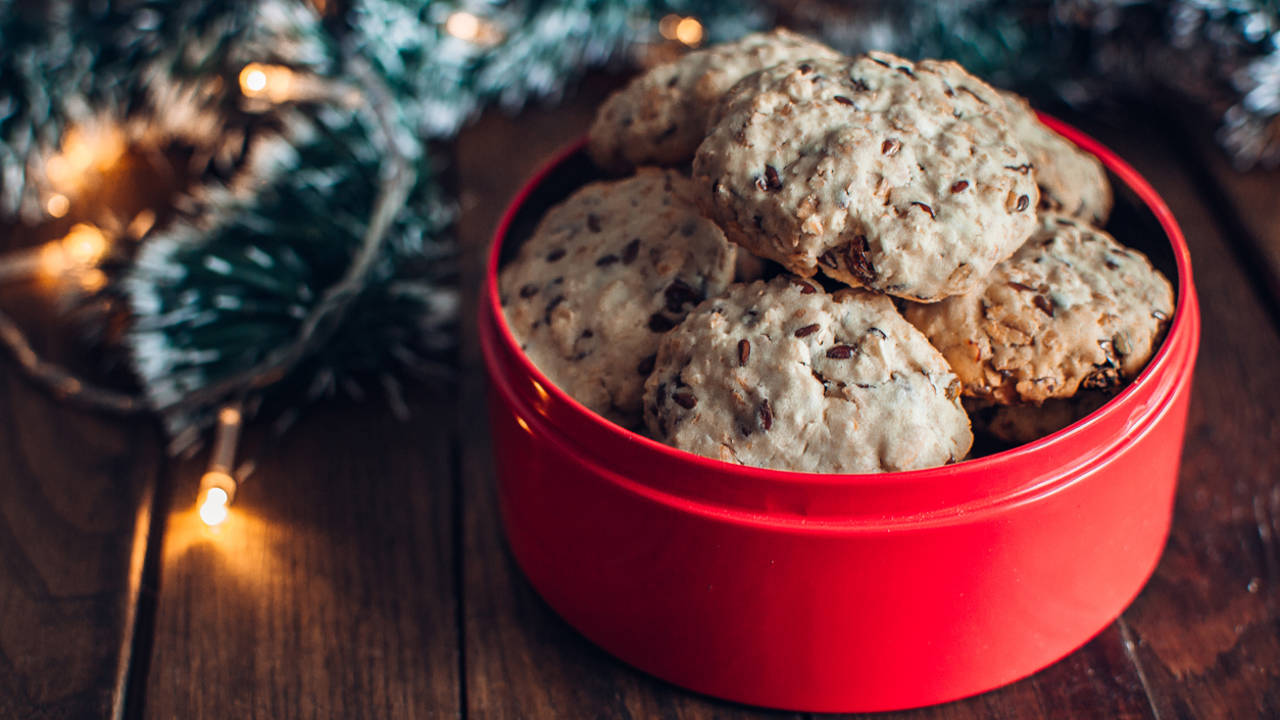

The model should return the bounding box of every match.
[693,52,1039,302]
[1001,91,1113,226]
[902,213,1174,406]
[967,392,1114,446]
[500,168,737,428]
[587,29,841,173]
[642,276,972,473]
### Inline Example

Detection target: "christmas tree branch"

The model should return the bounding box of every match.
[160,62,416,414]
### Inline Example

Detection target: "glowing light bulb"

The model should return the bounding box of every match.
[195,403,244,527]
[239,63,295,102]
[199,484,230,527]
[445,11,503,46]
[79,268,108,293]
[44,124,127,192]
[659,14,681,39]
[446,11,480,39]
[241,66,268,94]
[45,194,69,218]
[62,223,108,267]
[198,472,236,527]
[674,17,703,47]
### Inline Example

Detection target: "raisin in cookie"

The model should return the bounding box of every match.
[500,168,737,428]
[587,29,841,173]
[642,276,972,473]
[902,213,1174,405]
[1001,91,1113,226]
[693,52,1039,302]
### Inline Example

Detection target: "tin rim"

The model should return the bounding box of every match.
[481,116,1199,523]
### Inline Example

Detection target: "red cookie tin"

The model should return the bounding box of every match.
[478,117,1200,713]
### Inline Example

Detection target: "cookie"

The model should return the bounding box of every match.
[967,392,1113,446]
[500,168,737,428]
[587,29,841,173]
[902,213,1175,405]
[642,276,972,473]
[693,52,1039,302]
[1001,91,1113,226]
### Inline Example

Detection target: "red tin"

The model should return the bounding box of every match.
[479,117,1200,713]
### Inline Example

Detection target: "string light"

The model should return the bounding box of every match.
[0,223,110,285]
[658,14,704,47]
[675,17,703,46]
[45,194,70,218]
[238,63,296,103]
[197,404,245,527]
[237,62,358,108]
[126,209,156,240]
[44,125,127,194]
[444,11,504,46]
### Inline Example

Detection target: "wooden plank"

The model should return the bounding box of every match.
[142,394,460,719]
[1178,122,1280,313]
[453,76,764,720]
[0,287,162,719]
[1075,116,1280,720]
[454,77,802,720]
[453,81,1159,718]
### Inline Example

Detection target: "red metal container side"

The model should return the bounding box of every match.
[479,118,1201,713]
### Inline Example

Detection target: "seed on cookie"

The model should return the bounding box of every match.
[642,277,971,472]
[694,52,1039,301]
[586,29,841,172]
[499,168,737,429]
[1000,90,1114,226]
[902,213,1174,406]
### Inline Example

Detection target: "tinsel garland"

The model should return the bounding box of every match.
[2,0,1279,457]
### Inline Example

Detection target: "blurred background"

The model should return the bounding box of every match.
[1,0,1277,456]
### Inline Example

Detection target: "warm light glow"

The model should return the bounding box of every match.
[207,486,229,506]
[446,11,480,39]
[62,223,108,266]
[515,415,531,433]
[445,11,504,46]
[127,209,156,239]
[79,268,108,293]
[219,406,242,425]
[532,380,549,406]
[199,495,229,527]
[198,475,234,527]
[30,224,109,285]
[242,67,268,93]
[674,17,703,46]
[239,63,295,102]
[39,243,67,276]
[44,125,127,192]
[45,194,70,218]
[658,14,681,39]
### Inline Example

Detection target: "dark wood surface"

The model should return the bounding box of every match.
[1,80,1278,719]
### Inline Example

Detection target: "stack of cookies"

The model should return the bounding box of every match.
[499,29,1174,473]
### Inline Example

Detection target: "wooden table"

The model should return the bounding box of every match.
[2,78,1278,719]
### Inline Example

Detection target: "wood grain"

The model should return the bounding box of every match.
[0,286,162,720]
[1179,121,1280,311]
[450,86,1163,720]
[6,74,1280,720]
[452,77,805,720]
[141,395,460,720]
[1081,117,1280,720]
